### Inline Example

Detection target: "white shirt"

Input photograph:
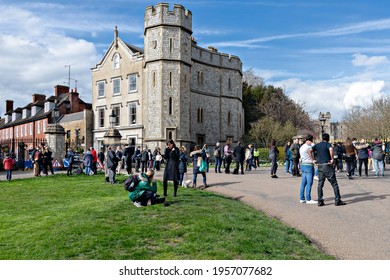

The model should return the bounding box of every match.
[299,142,314,164]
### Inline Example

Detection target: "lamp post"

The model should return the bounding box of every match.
[319,113,326,134]
[52,104,60,124]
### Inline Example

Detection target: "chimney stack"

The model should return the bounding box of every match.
[69,91,79,113]
[6,100,14,113]
[32,94,46,103]
[54,85,70,97]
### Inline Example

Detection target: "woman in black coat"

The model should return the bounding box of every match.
[178,146,188,186]
[163,139,180,197]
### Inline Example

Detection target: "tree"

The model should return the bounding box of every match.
[250,117,296,147]
[343,96,390,141]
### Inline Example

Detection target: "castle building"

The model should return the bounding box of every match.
[92,3,244,151]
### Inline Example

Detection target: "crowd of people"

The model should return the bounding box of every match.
[4,136,387,209]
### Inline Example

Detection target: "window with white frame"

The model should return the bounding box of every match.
[37,121,41,133]
[112,106,120,126]
[97,81,105,97]
[98,108,105,128]
[113,78,121,95]
[129,102,137,125]
[113,53,120,69]
[128,74,137,93]
[30,123,33,135]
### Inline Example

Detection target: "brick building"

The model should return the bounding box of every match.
[0,85,92,168]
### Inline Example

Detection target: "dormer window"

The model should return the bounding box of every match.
[113,53,120,69]
[22,108,31,119]
[44,102,54,113]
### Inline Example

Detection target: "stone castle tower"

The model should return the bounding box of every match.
[144,3,193,145]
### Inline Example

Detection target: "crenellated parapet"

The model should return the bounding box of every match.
[145,3,192,34]
[191,44,242,73]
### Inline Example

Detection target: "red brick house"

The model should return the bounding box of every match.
[0,85,92,169]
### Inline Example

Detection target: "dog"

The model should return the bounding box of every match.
[182,179,192,188]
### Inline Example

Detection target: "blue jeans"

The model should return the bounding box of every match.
[373,159,384,176]
[6,170,12,181]
[193,169,206,185]
[285,160,292,173]
[215,157,222,172]
[300,164,314,201]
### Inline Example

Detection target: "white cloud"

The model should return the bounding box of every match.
[0,5,99,115]
[344,81,385,108]
[352,53,389,67]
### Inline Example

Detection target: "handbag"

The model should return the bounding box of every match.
[199,158,207,172]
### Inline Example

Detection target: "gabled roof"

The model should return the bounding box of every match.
[92,36,144,71]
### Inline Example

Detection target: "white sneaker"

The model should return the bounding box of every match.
[313,176,318,180]
[133,201,143,207]
[306,200,318,204]
[300,200,306,203]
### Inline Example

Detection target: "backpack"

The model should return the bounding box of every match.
[124,174,140,192]
[214,148,221,157]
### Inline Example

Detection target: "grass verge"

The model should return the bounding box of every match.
[0,173,333,260]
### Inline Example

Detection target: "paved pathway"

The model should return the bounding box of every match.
[156,167,390,260]
[2,167,389,259]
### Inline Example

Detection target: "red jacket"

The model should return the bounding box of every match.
[91,149,98,163]
[3,157,15,170]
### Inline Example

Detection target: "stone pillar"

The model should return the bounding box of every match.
[104,128,122,148]
[45,124,66,167]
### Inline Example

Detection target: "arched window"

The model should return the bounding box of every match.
[228,111,231,125]
[113,53,120,69]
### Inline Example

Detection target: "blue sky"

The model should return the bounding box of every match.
[1,0,390,121]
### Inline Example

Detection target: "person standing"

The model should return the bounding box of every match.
[178,146,188,186]
[284,141,292,174]
[269,139,279,178]
[134,146,141,172]
[290,138,301,176]
[233,142,245,175]
[214,142,223,173]
[65,148,74,176]
[355,139,370,177]
[309,133,346,207]
[106,146,119,184]
[370,138,385,177]
[190,145,208,189]
[115,146,123,175]
[3,153,15,181]
[224,139,233,174]
[163,139,180,197]
[140,148,149,173]
[298,135,317,204]
[343,137,357,179]
[83,149,93,175]
[123,144,135,175]
[90,147,97,174]
[203,144,211,172]
[154,148,162,171]
[98,147,105,171]
[253,147,260,169]
[32,147,43,177]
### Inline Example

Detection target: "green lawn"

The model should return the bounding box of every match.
[0,173,333,260]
